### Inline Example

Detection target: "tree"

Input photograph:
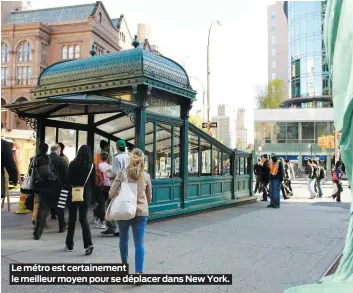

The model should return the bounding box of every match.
[255,79,286,109]
[189,114,202,129]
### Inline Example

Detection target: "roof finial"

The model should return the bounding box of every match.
[89,44,96,56]
[132,35,139,48]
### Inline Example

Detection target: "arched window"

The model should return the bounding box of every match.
[1,43,9,63]
[68,45,74,59]
[98,12,102,23]
[14,97,28,130]
[74,45,80,59]
[17,41,32,62]
[1,98,8,128]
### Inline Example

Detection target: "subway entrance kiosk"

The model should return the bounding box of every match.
[5,45,254,220]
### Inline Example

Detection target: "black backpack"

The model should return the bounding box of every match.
[32,155,58,185]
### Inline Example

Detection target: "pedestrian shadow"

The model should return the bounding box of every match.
[310,202,350,210]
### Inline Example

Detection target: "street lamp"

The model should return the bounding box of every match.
[189,76,206,123]
[207,20,221,123]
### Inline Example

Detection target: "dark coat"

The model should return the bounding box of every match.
[261,160,270,184]
[67,161,96,205]
[33,153,68,207]
[1,139,18,198]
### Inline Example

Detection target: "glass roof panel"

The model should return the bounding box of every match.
[97,115,133,134]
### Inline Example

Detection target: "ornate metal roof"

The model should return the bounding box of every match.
[35,48,196,99]
[5,2,97,24]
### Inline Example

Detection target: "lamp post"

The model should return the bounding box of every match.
[207,20,221,123]
[189,76,206,123]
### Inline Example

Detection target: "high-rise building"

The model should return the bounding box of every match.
[267,1,288,99]
[1,1,133,130]
[254,1,335,170]
[212,104,236,148]
[236,108,247,151]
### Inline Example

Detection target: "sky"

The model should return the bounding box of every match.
[30,0,278,143]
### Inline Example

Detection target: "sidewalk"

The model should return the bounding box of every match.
[1,184,351,293]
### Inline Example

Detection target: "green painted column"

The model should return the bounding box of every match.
[249,152,254,196]
[87,114,94,155]
[35,118,45,153]
[231,153,236,199]
[135,107,146,152]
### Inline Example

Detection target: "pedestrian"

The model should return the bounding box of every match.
[307,159,318,199]
[109,148,152,276]
[101,139,130,237]
[58,142,70,165]
[93,140,111,220]
[284,159,295,196]
[268,153,284,208]
[261,155,270,202]
[279,158,289,200]
[254,159,263,195]
[1,123,18,199]
[96,152,112,229]
[331,161,343,202]
[32,144,68,240]
[65,145,96,255]
[316,160,325,198]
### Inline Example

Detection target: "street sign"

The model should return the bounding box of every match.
[202,122,217,128]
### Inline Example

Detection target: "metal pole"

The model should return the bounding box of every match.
[189,76,206,123]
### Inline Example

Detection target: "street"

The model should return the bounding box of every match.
[1,182,351,293]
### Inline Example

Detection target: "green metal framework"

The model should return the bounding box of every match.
[5,47,254,219]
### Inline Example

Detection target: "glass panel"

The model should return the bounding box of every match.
[97,115,131,134]
[144,122,154,176]
[94,134,106,156]
[223,154,230,175]
[155,124,172,179]
[94,113,119,123]
[58,128,77,163]
[68,46,74,59]
[146,96,181,117]
[78,131,87,153]
[302,122,315,143]
[74,45,80,59]
[45,127,56,151]
[212,146,221,175]
[173,127,181,177]
[239,158,245,175]
[188,132,199,176]
[201,139,211,175]
[62,46,67,59]
[287,122,299,142]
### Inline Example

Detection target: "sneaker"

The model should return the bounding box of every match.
[65,246,73,252]
[85,245,94,255]
[96,222,106,229]
[94,217,99,225]
[267,204,274,208]
[101,229,116,235]
[114,232,120,237]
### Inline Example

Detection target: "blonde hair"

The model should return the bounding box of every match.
[127,148,145,181]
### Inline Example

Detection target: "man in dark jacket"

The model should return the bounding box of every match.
[33,144,68,240]
[261,155,270,201]
[254,159,263,194]
[268,153,284,208]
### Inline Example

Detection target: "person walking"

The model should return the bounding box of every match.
[254,159,263,195]
[109,148,152,276]
[279,158,289,200]
[32,144,68,240]
[65,145,96,255]
[261,155,270,202]
[331,161,343,202]
[268,153,284,208]
[307,159,318,199]
[284,159,295,196]
[96,152,112,229]
[101,140,130,237]
[316,160,325,198]
[1,123,18,199]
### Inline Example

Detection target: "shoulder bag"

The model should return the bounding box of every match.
[72,164,94,202]
[21,159,34,194]
[105,171,137,221]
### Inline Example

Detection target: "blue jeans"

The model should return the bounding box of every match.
[270,179,281,207]
[118,216,147,273]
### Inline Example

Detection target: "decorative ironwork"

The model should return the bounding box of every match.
[17,114,37,138]
[121,106,135,125]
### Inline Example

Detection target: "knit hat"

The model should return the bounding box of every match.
[116,139,126,148]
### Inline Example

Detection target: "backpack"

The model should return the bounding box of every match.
[95,164,104,187]
[319,167,326,179]
[32,155,58,185]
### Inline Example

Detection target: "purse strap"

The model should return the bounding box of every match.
[83,164,94,187]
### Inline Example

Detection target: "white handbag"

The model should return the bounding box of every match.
[106,172,137,221]
[21,159,34,192]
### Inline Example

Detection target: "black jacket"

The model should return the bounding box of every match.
[254,163,262,176]
[261,160,270,184]
[1,139,18,198]
[67,161,96,205]
[33,153,68,206]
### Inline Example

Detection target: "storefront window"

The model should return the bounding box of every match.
[223,154,230,175]
[58,128,77,162]
[45,127,56,152]
[212,146,222,175]
[188,132,199,176]
[238,158,245,175]
[155,124,172,179]
[173,127,181,177]
[302,122,315,143]
[201,139,211,175]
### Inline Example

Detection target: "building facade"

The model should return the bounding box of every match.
[268,1,288,99]
[1,1,133,130]
[256,0,335,170]
[212,104,236,148]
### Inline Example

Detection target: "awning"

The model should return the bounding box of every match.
[4,94,131,118]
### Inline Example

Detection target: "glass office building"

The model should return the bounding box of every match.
[284,0,332,108]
